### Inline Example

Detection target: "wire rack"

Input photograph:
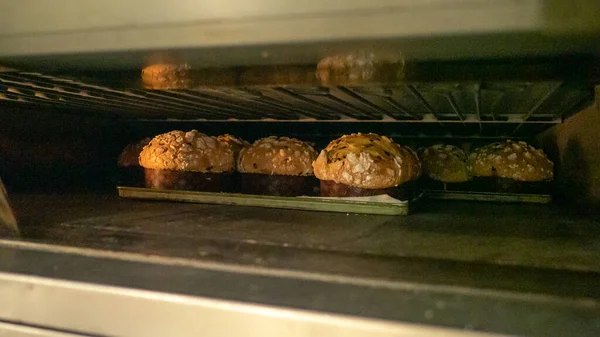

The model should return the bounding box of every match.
[0,71,593,131]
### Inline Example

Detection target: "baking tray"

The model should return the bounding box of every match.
[117,186,412,215]
[426,190,552,204]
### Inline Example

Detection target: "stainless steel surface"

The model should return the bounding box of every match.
[0,322,90,337]
[0,72,593,137]
[0,252,504,337]
[0,0,552,36]
[0,178,19,237]
[3,193,600,335]
[0,239,598,337]
[0,0,599,69]
[12,193,600,274]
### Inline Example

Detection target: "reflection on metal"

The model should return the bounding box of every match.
[1,240,597,337]
[5,193,600,335]
[0,178,19,238]
[0,322,89,337]
[0,0,598,64]
[0,240,510,337]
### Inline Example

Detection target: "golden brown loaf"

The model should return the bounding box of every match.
[421,144,471,183]
[141,64,194,90]
[118,137,151,167]
[468,140,554,181]
[139,130,234,172]
[238,137,318,176]
[315,50,405,85]
[312,133,421,189]
[217,134,249,161]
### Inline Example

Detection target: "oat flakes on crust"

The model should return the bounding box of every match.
[238,136,317,176]
[420,144,471,183]
[312,133,421,189]
[468,140,553,181]
[139,130,234,172]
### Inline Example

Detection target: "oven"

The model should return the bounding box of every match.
[0,1,599,336]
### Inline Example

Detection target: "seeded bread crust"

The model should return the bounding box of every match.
[468,140,554,181]
[118,137,152,167]
[139,130,235,172]
[217,134,249,163]
[238,137,317,176]
[312,133,421,189]
[420,144,471,183]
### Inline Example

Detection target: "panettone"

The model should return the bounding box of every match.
[312,133,421,190]
[238,137,317,176]
[420,144,471,183]
[139,130,234,173]
[217,134,249,163]
[468,140,554,182]
[238,136,318,196]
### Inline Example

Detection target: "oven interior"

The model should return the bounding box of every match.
[1,1,600,336]
[0,57,598,337]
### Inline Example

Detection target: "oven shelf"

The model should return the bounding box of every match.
[12,193,600,275]
[2,193,600,337]
[0,71,593,137]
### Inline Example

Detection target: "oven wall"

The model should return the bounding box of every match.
[0,104,122,192]
[539,87,600,207]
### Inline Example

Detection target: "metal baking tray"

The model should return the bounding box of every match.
[426,190,552,204]
[118,186,413,215]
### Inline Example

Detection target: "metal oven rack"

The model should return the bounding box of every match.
[0,71,594,138]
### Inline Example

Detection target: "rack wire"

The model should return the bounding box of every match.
[0,71,593,136]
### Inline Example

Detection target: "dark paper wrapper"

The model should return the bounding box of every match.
[422,178,474,192]
[471,177,552,194]
[319,180,420,201]
[144,169,235,192]
[423,177,551,194]
[241,173,318,197]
